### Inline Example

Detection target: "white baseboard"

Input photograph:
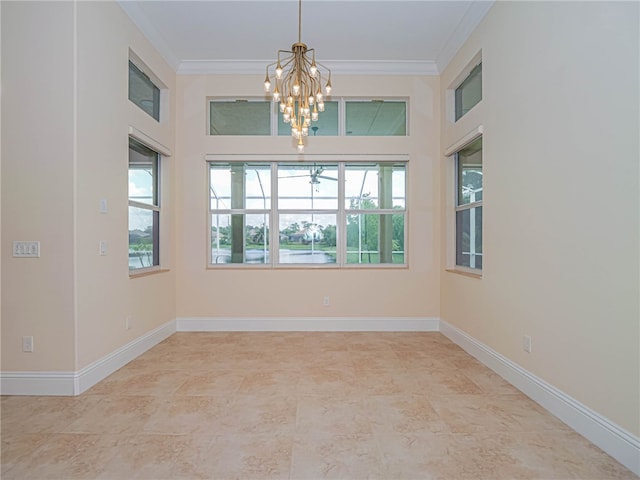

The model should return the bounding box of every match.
[176,316,440,332]
[439,319,640,477]
[0,320,176,396]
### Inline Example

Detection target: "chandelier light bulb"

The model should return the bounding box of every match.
[283,113,290,123]
[264,75,271,93]
[297,137,305,152]
[318,102,325,112]
[276,62,283,79]
[280,102,286,113]
[273,89,280,102]
[312,110,318,121]
[293,83,300,96]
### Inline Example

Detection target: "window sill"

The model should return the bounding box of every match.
[129,267,170,279]
[445,268,482,279]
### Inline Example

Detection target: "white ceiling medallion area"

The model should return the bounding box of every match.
[117,0,494,76]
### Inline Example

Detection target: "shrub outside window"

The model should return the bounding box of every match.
[209,161,406,267]
[129,138,160,270]
[455,136,483,270]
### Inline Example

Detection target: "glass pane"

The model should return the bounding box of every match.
[456,206,482,269]
[210,101,270,135]
[210,163,271,210]
[455,63,482,121]
[278,164,338,209]
[277,101,339,136]
[346,213,405,264]
[346,101,407,136]
[129,61,160,121]
[211,213,270,264]
[279,214,337,264]
[345,163,406,209]
[129,206,159,270]
[129,139,158,206]
[457,137,483,206]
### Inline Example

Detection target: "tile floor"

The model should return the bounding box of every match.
[1,332,637,479]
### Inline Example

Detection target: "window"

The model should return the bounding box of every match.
[210,100,271,135]
[345,100,407,136]
[208,98,407,137]
[209,161,406,267]
[454,136,483,270]
[129,138,160,270]
[455,62,482,121]
[128,61,160,121]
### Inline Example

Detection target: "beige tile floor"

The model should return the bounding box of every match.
[1,332,636,479]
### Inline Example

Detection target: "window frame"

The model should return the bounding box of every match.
[454,62,482,122]
[128,137,162,273]
[207,97,409,137]
[451,135,483,273]
[207,156,408,269]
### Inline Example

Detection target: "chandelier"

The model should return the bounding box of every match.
[263,0,332,152]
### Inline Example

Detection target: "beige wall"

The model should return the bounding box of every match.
[440,1,639,435]
[175,75,441,319]
[1,1,177,372]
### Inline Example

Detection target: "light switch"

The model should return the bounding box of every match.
[99,240,107,256]
[99,199,108,213]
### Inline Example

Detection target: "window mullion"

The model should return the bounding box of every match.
[271,163,279,267]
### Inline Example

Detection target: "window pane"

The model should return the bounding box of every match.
[210,163,271,210]
[345,163,406,209]
[210,101,270,135]
[346,101,406,136]
[211,213,270,264]
[456,206,482,269]
[129,206,159,270]
[346,213,404,264]
[129,139,159,206]
[279,214,337,264]
[277,101,339,136]
[278,164,338,209]
[129,61,160,121]
[455,63,482,121]
[457,137,483,206]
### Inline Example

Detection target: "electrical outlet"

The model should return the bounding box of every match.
[13,241,40,258]
[22,336,34,353]
[323,296,330,306]
[99,240,107,256]
[523,335,532,353]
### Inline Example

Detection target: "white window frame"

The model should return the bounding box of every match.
[128,50,168,123]
[207,98,409,137]
[128,128,171,275]
[206,154,408,269]
[446,50,482,124]
[445,127,483,276]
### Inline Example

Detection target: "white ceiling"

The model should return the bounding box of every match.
[118,0,493,75]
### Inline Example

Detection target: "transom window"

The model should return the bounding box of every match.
[128,60,160,121]
[454,136,483,270]
[209,98,408,137]
[209,160,407,267]
[454,62,482,121]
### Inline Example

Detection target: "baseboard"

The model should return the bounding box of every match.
[0,319,176,396]
[75,319,176,394]
[176,316,440,332]
[439,319,640,477]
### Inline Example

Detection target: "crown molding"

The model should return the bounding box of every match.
[435,0,494,72]
[177,59,439,76]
